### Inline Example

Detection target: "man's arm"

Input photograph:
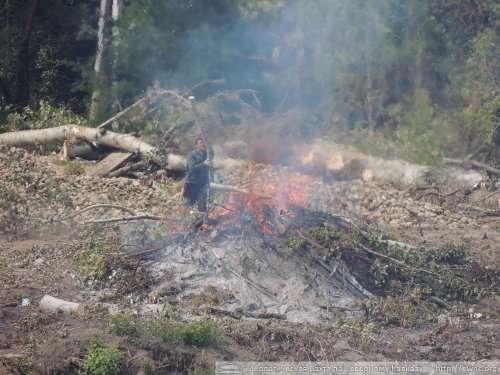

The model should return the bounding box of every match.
[186,152,206,173]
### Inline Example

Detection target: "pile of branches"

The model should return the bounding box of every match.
[280,207,499,326]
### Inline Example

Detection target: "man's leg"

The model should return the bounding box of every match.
[183,183,198,207]
[196,187,207,212]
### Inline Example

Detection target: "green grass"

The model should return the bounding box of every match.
[109,314,225,348]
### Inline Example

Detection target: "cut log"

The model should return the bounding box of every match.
[0,124,247,172]
[2,126,486,188]
[145,153,243,173]
[39,295,82,316]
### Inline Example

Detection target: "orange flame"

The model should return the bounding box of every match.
[209,168,317,234]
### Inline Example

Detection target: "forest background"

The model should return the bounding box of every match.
[0,0,499,166]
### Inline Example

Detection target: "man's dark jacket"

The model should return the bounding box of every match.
[185,150,209,186]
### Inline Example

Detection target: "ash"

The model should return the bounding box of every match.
[140,227,370,324]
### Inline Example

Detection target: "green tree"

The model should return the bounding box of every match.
[0,0,100,117]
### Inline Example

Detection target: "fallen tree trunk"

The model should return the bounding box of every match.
[115,153,244,173]
[0,125,243,172]
[0,125,156,156]
[444,157,500,176]
[2,126,487,189]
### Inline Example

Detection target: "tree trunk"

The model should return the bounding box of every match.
[0,77,12,105]
[89,0,112,123]
[0,125,247,172]
[366,56,375,136]
[14,0,38,109]
[0,125,156,155]
[415,45,423,92]
[110,0,123,115]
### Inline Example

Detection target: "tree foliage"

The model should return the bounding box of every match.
[0,0,498,162]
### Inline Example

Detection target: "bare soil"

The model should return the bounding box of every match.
[1,229,499,374]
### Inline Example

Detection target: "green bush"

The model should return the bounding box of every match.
[389,90,446,164]
[433,243,469,264]
[79,339,123,375]
[109,314,139,337]
[3,100,87,133]
[363,290,438,328]
[74,233,119,282]
[143,317,223,347]
[171,318,219,347]
[309,225,340,244]
[139,358,155,374]
[108,313,224,348]
[239,253,257,272]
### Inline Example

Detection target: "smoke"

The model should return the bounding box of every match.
[115,0,396,127]
[116,0,395,171]
[155,0,389,117]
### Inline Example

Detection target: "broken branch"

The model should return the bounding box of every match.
[83,214,162,224]
[97,97,147,129]
[56,204,137,222]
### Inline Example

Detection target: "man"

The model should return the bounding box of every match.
[183,137,211,212]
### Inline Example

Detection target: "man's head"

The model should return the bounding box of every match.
[195,137,206,153]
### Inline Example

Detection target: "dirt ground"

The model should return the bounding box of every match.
[1,224,499,374]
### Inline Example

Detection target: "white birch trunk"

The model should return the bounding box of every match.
[0,126,247,171]
[110,0,123,116]
[0,125,156,155]
[89,0,112,123]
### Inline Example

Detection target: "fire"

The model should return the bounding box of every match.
[156,165,318,236]
[160,216,189,236]
[208,167,317,234]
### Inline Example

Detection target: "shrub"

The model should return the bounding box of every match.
[74,233,119,282]
[239,253,257,272]
[309,225,340,243]
[79,339,123,375]
[143,317,224,347]
[171,318,219,347]
[138,358,155,374]
[3,100,87,133]
[109,314,139,337]
[363,290,438,328]
[433,243,469,264]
